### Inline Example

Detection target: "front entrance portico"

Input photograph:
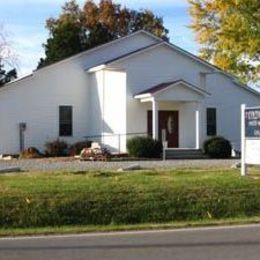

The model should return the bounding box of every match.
[135,79,210,149]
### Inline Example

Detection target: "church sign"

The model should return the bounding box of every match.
[241,105,260,176]
[245,108,260,138]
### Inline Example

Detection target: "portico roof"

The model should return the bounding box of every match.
[134,79,211,102]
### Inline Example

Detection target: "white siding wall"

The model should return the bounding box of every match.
[88,69,127,152]
[88,70,104,137]
[109,45,212,147]
[103,70,127,152]
[203,75,260,150]
[0,32,158,154]
[79,33,159,69]
[156,84,204,102]
[0,62,90,154]
[110,44,260,150]
[0,32,259,154]
[38,33,159,74]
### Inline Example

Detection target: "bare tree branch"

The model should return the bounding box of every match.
[0,25,18,85]
[0,24,18,68]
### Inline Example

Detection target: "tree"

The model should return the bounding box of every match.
[0,65,17,86]
[0,26,17,86]
[188,0,260,83]
[38,0,169,68]
[38,0,86,68]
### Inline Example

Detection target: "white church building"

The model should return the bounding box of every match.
[0,30,259,155]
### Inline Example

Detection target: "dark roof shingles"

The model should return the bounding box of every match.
[136,81,178,95]
[135,79,211,96]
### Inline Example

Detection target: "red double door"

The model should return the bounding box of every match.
[148,111,179,148]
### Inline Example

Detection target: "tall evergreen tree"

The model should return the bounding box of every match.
[0,63,17,86]
[189,0,260,83]
[38,0,169,68]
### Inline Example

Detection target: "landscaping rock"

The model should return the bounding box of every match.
[79,145,111,161]
[117,164,142,172]
[231,162,241,169]
[19,147,42,159]
[0,167,21,174]
[0,155,14,161]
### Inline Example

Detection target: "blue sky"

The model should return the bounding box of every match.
[0,0,198,76]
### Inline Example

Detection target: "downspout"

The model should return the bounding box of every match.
[19,122,26,152]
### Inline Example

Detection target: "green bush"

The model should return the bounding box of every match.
[127,136,162,158]
[204,136,232,158]
[45,139,68,157]
[19,147,42,159]
[69,141,92,156]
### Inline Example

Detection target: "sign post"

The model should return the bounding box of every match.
[241,105,246,176]
[241,104,260,176]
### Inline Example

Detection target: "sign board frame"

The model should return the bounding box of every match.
[241,104,260,176]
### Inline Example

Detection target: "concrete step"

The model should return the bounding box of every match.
[164,149,207,159]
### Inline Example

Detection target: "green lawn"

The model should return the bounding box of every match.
[0,167,260,234]
[1,168,260,195]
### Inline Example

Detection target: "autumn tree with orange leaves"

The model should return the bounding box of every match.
[38,0,169,68]
[189,0,260,83]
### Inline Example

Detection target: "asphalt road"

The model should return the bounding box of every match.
[1,224,260,260]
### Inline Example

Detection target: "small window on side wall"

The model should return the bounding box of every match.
[59,106,73,137]
[207,108,217,136]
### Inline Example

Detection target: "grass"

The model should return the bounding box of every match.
[2,168,260,196]
[0,167,260,234]
[1,216,260,237]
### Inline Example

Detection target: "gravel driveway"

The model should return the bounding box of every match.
[0,158,239,172]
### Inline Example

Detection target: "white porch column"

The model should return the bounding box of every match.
[195,109,200,149]
[152,98,159,140]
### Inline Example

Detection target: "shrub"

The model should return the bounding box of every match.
[69,141,92,156]
[204,136,232,158]
[127,136,162,158]
[19,147,42,159]
[45,139,68,157]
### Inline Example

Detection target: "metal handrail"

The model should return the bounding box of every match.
[84,132,147,139]
[83,132,148,154]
